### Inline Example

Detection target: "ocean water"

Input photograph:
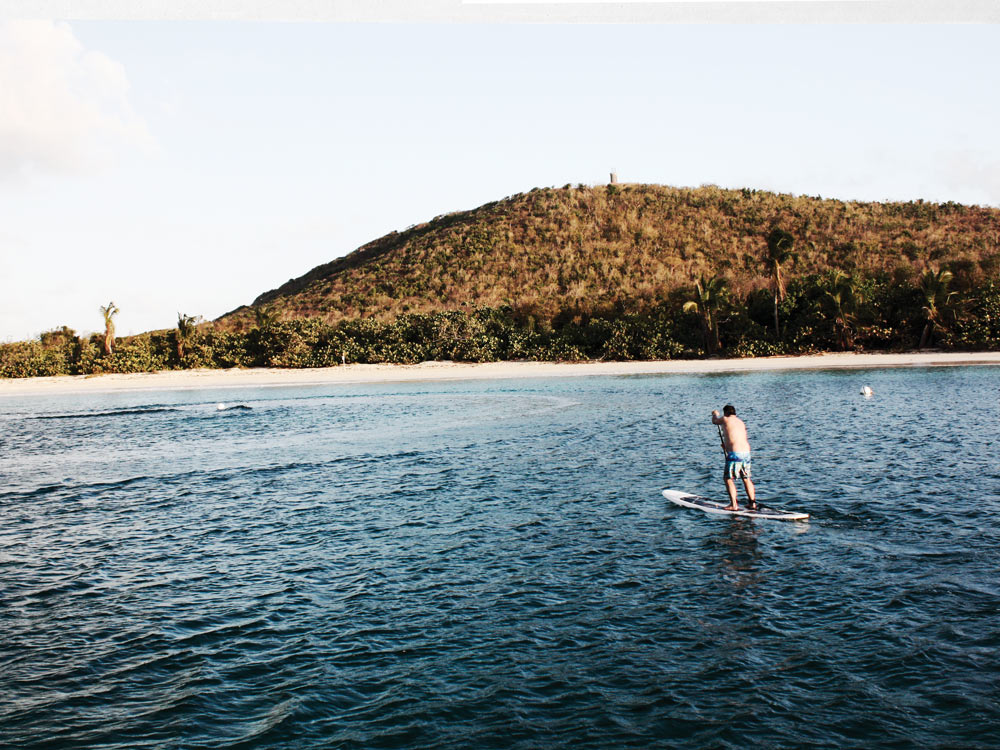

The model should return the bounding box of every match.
[2,367,999,749]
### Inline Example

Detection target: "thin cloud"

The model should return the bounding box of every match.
[0,20,153,178]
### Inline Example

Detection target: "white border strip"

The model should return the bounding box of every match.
[0,0,997,22]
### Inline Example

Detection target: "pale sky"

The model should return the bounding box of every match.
[1,17,998,341]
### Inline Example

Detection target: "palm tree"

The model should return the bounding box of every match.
[824,271,862,350]
[682,275,726,354]
[765,227,795,337]
[99,301,119,355]
[176,313,202,360]
[254,304,278,328]
[918,268,955,349]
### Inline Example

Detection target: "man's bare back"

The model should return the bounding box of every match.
[712,412,750,453]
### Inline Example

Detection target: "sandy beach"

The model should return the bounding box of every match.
[2,351,1000,396]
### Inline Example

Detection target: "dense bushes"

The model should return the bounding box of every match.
[0,341,73,379]
[6,273,1000,379]
[947,283,1000,349]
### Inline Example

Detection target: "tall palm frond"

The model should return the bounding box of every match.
[919,268,955,349]
[176,313,202,360]
[765,227,796,336]
[824,270,862,350]
[255,304,278,328]
[99,301,119,356]
[682,275,727,354]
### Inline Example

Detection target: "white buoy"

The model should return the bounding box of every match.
[860,386,874,398]
[217,402,226,410]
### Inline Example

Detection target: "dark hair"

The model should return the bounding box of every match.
[723,404,736,416]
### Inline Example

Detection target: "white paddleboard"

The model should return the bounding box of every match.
[662,489,809,521]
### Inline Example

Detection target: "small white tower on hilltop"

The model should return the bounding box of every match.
[610,168,618,185]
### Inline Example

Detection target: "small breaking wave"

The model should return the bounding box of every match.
[32,407,181,420]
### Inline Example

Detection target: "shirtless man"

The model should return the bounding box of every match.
[711,404,757,511]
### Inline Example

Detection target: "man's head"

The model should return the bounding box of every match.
[723,404,736,416]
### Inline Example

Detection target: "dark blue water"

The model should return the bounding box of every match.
[2,367,999,749]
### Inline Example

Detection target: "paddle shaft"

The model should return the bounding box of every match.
[716,422,727,455]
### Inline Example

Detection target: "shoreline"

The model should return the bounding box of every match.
[3,351,1000,397]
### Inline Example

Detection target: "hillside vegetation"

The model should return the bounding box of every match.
[219,183,1000,328]
[6,183,1000,378]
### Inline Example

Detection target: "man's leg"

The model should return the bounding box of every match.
[742,475,756,509]
[724,477,738,510]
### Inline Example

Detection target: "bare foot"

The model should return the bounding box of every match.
[723,504,739,511]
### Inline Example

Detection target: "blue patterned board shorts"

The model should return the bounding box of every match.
[724,451,751,480]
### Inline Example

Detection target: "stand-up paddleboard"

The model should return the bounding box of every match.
[662,489,809,521]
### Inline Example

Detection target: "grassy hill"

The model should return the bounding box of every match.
[217,183,1000,330]
[8,182,1000,379]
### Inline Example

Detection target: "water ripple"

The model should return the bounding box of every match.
[2,370,1000,748]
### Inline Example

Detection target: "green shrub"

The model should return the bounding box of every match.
[949,284,1000,350]
[87,335,166,374]
[0,341,69,378]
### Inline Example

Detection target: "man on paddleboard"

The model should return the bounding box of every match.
[711,404,757,511]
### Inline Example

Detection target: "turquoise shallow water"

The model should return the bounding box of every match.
[2,367,999,748]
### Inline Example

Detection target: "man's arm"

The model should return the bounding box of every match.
[711,409,724,425]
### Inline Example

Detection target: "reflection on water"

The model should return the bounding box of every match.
[2,367,1000,749]
[708,519,763,587]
